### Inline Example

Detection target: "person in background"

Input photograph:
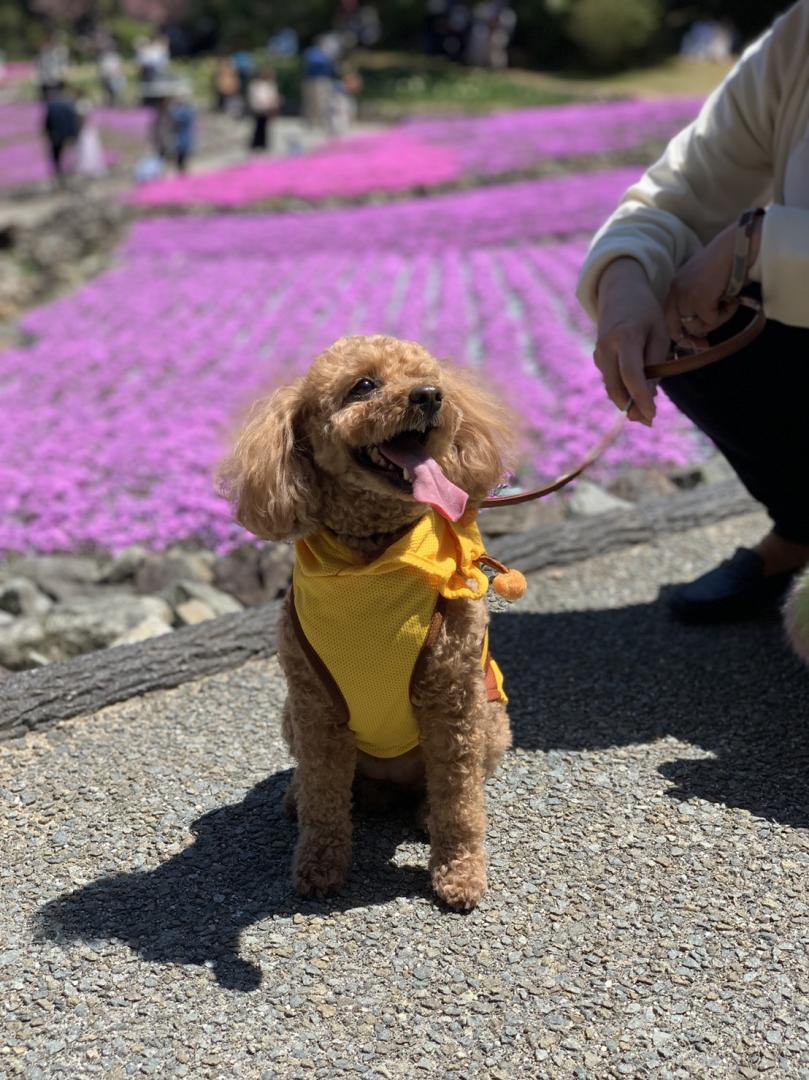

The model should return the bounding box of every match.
[98,44,125,106]
[231,47,256,111]
[247,66,281,151]
[169,86,196,173]
[330,71,361,135]
[43,83,81,187]
[136,34,169,105]
[213,54,239,112]
[75,96,107,179]
[301,35,338,129]
[577,0,809,624]
[37,35,69,101]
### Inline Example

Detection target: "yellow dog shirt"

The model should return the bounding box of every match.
[291,510,506,759]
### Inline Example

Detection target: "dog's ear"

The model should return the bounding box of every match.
[219,381,319,541]
[444,367,517,501]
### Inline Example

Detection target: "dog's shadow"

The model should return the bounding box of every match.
[36,770,431,993]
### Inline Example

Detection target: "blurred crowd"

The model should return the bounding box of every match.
[15,0,524,195]
[25,18,375,193]
[425,1,517,68]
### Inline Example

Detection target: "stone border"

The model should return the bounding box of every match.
[1,480,756,740]
[1,601,281,741]
[486,479,756,572]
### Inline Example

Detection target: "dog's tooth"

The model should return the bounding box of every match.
[402,467,412,482]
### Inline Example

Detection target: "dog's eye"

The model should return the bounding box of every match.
[347,378,378,401]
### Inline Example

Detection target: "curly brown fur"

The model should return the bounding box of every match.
[221,335,515,909]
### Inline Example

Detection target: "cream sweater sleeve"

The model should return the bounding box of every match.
[576,6,799,322]
[748,205,809,328]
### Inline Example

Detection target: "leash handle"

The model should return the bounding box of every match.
[644,294,765,379]
[480,296,765,510]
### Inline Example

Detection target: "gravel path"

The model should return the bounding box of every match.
[2,511,808,1079]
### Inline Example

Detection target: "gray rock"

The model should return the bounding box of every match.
[161,580,243,619]
[3,555,106,601]
[111,615,173,647]
[213,544,264,607]
[0,617,51,670]
[101,546,148,584]
[607,468,678,503]
[0,578,53,618]
[0,595,173,669]
[566,481,633,518]
[135,552,214,595]
[258,544,295,600]
[700,454,737,486]
[213,543,294,606]
[175,599,216,626]
[479,498,565,538]
[0,610,15,627]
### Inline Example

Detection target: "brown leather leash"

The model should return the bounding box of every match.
[480,295,766,509]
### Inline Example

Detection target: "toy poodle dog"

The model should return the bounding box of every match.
[220,334,519,910]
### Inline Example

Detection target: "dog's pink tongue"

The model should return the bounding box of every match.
[380,437,468,521]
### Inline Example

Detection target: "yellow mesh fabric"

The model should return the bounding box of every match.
[292,510,506,758]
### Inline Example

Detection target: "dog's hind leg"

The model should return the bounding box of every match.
[483,701,512,778]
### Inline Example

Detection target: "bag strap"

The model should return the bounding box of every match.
[480,295,766,509]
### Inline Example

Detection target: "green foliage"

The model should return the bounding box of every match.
[185,0,331,49]
[568,0,663,69]
[0,0,43,54]
[510,0,576,69]
[357,59,573,118]
[106,14,155,50]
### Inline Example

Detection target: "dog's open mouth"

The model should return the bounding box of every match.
[354,430,468,521]
[355,430,426,489]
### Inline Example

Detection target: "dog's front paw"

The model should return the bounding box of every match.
[431,851,487,911]
[293,834,350,898]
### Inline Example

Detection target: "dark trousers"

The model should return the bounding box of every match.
[48,137,67,179]
[250,114,269,150]
[663,319,809,544]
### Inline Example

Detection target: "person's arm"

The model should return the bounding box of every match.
[578,2,808,421]
[578,14,786,321]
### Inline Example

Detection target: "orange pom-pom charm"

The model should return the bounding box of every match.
[492,569,527,601]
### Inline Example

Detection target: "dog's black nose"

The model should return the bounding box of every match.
[409,386,443,415]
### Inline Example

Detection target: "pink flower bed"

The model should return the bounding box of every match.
[0,137,52,184]
[405,96,702,176]
[0,168,702,555]
[129,166,644,257]
[131,95,700,208]
[0,61,33,86]
[132,129,461,207]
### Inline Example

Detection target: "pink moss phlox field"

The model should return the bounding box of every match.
[130,96,701,208]
[0,61,33,86]
[1,167,702,556]
[404,96,702,176]
[131,129,461,207]
[0,102,151,188]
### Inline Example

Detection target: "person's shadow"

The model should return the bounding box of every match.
[493,596,809,828]
[37,770,431,992]
[37,594,809,991]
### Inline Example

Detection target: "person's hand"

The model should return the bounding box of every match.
[593,257,669,426]
[664,214,763,342]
